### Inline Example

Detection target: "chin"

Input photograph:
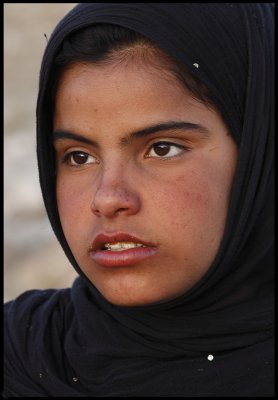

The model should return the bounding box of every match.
[102,292,156,307]
[99,287,180,308]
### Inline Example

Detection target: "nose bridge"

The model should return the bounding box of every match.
[91,159,140,217]
[100,159,128,191]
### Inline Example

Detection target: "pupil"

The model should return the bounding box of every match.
[73,152,87,164]
[154,143,170,156]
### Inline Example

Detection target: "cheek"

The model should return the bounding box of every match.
[150,166,229,237]
[56,176,90,234]
[154,170,211,213]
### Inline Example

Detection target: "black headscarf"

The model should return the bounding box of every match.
[4,3,274,397]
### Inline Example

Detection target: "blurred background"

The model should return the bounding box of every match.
[4,4,79,302]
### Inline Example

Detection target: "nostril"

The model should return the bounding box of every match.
[91,206,101,217]
[117,208,129,214]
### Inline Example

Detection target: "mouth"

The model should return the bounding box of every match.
[89,233,157,267]
[102,242,147,251]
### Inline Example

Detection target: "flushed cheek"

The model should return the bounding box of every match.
[153,173,213,219]
[151,171,226,249]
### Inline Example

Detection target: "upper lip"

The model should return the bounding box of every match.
[90,233,156,251]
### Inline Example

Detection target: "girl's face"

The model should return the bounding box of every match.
[53,60,238,306]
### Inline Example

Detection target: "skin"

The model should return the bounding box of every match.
[53,57,238,307]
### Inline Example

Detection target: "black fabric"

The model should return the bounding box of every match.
[4,3,274,397]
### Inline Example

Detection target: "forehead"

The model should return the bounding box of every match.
[56,58,187,99]
[54,60,205,124]
[53,60,227,143]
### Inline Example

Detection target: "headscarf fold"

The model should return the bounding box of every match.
[4,3,274,397]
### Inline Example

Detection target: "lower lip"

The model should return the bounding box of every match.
[90,247,157,267]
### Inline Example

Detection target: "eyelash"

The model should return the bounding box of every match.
[62,141,188,167]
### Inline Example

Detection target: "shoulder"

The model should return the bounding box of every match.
[4,287,73,396]
[213,337,275,396]
[4,287,73,330]
[4,286,74,342]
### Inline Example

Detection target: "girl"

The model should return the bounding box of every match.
[4,3,274,397]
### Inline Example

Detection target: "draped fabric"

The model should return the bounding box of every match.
[4,3,274,397]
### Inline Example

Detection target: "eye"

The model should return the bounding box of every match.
[63,150,97,166]
[146,142,185,158]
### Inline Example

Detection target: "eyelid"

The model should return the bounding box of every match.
[145,135,193,147]
[54,140,96,155]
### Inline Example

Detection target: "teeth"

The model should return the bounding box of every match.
[103,242,146,251]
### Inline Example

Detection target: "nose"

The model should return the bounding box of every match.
[91,168,141,218]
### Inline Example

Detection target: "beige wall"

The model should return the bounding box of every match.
[4,4,79,302]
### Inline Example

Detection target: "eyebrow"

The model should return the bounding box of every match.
[52,121,210,147]
[53,130,99,147]
[121,121,210,144]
